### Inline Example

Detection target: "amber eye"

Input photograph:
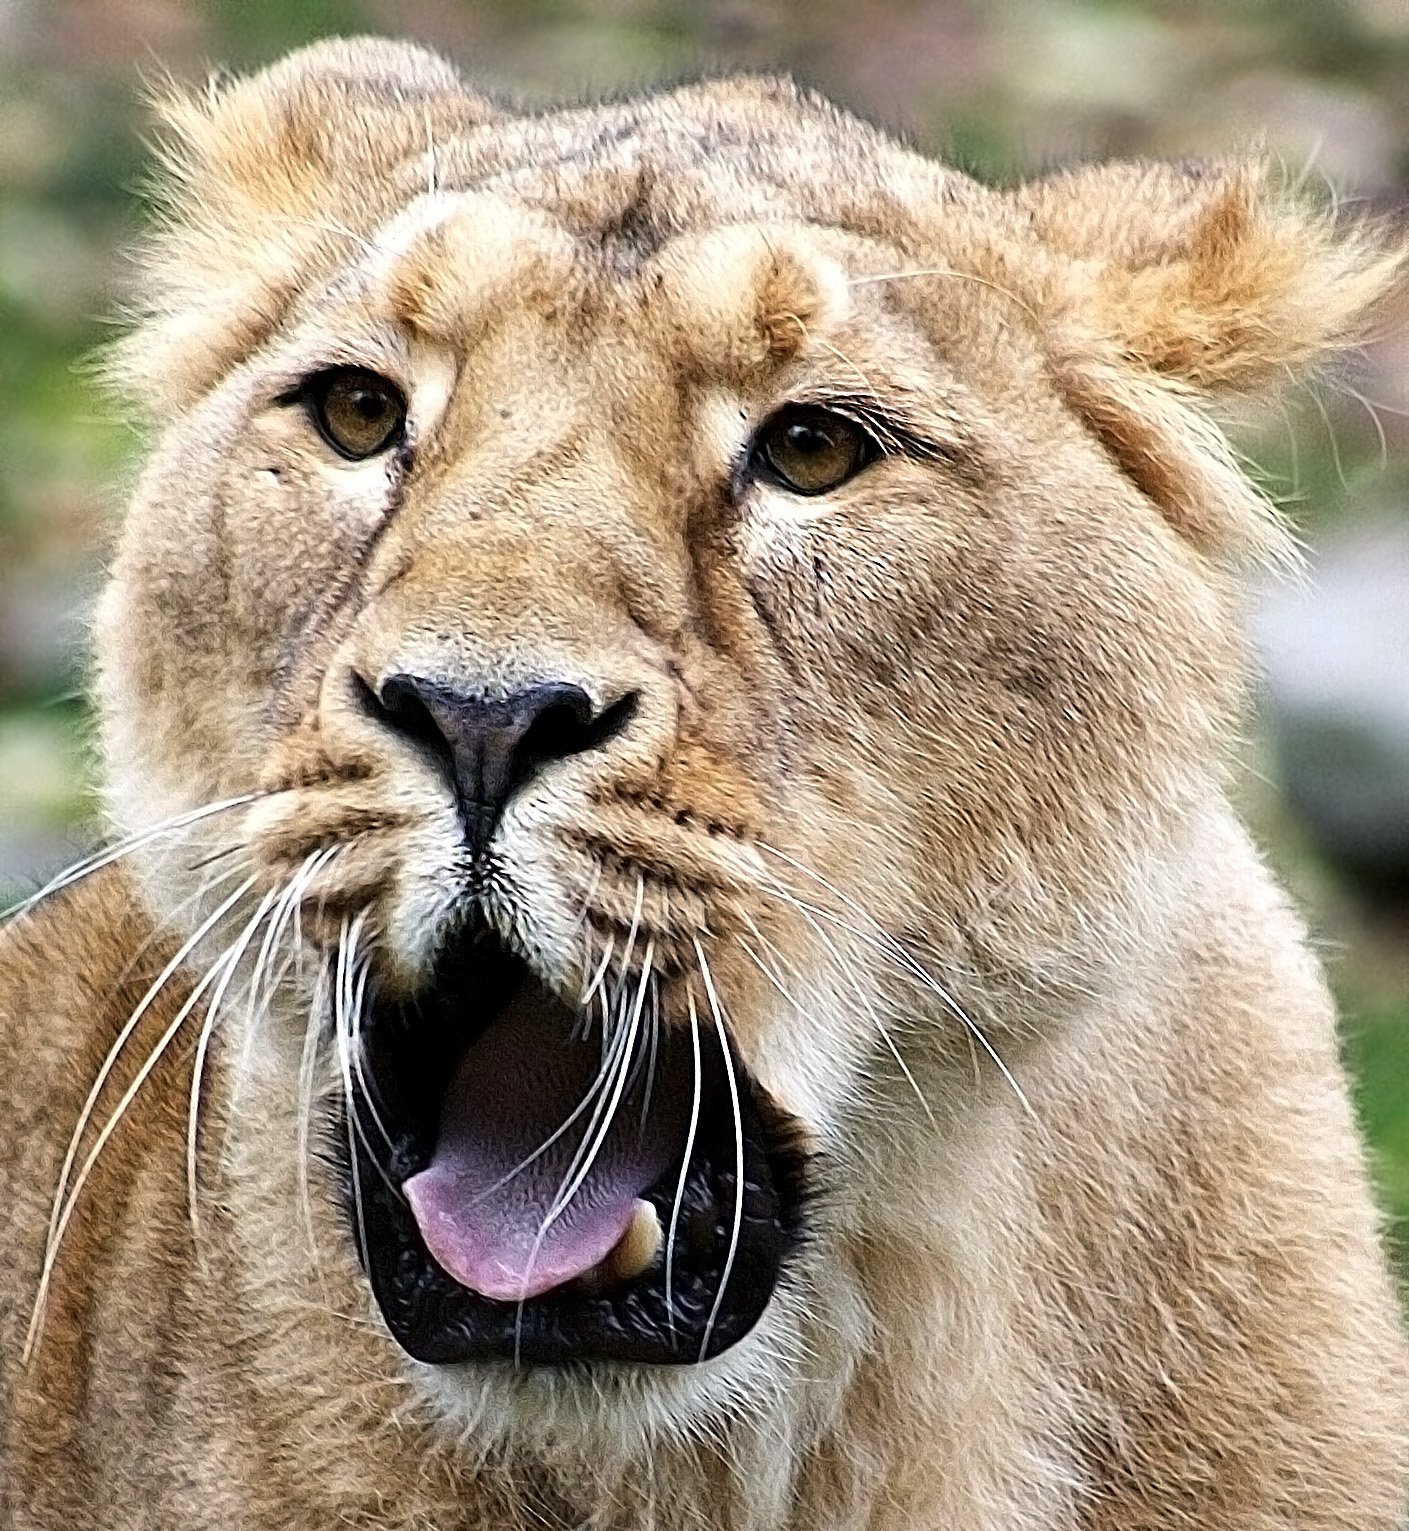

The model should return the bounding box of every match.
[754,406,876,495]
[305,367,407,460]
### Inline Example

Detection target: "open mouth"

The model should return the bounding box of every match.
[347,927,810,1368]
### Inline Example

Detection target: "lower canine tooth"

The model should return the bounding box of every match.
[605,1200,662,1284]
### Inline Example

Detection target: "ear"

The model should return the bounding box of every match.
[1013,160,1405,561]
[111,38,503,415]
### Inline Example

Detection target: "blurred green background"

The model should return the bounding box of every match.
[1,0,1407,1268]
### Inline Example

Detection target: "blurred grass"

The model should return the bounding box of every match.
[1348,999,1409,1273]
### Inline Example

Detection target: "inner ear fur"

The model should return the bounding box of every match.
[1014,160,1405,560]
[111,38,501,415]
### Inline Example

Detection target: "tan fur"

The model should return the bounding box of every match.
[2,37,1406,1529]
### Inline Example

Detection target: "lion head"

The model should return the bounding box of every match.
[87,36,1399,1461]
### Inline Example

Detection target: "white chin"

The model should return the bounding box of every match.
[409,1282,825,1455]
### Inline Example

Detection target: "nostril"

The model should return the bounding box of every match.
[355,672,454,760]
[514,690,592,773]
[516,687,637,774]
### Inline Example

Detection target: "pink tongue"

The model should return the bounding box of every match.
[403,979,677,1302]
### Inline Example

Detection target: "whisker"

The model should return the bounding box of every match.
[734,907,805,1001]
[581,935,616,1012]
[811,333,878,397]
[334,910,398,1160]
[639,976,662,1132]
[217,847,340,1280]
[694,940,743,1364]
[609,875,647,1026]
[105,854,259,1004]
[186,884,283,1247]
[665,986,704,1348]
[544,939,654,1229]
[795,871,988,1085]
[2,793,263,925]
[794,888,1028,1116]
[455,1029,627,1212]
[296,963,333,1273]
[571,932,599,1044]
[569,860,603,937]
[755,842,1036,1122]
[231,845,343,1099]
[24,875,258,1361]
[333,912,400,1199]
[761,879,938,1130]
[256,848,339,1015]
[422,103,439,199]
[513,940,654,1366]
[348,946,394,1149]
[735,934,799,1013]
[847,264,1041,323]
[184,840,251,874]
[334,919,372,1276]
[34,874,259,1322]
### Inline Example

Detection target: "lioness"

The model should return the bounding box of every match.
[1,35,1405,1529]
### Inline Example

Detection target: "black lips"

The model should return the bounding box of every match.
[339,930,810,1368]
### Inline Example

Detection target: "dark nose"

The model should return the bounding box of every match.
[364,674,636,853]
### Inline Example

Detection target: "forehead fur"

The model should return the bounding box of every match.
[653,227,851,377]
[384,195,579,343]
[385,199,849,381]
[110,39,990,414]
[110,37,1404,565]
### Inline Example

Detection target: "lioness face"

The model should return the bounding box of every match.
[91,42,1383,1436]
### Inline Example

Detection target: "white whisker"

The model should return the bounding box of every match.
[33,874,259,1326]
[332,912,399,1200]
[513,939,654,1366]
[456,1036,625,1212]
[756,842,1036,1122]
[736,934,798,1012]
[423,103,439,199]
[24,874,258,1361]
[763,878,938,1130]
[569,860,603,937]
[846,264,1041,322]
[581,935,616,1012]
[333,919,371,1273]
[3,794,262,925]
[640,976,662,1131]
[694,939,743,1364]
[545,938,654,1230]
[337,911,398,1159]
[665,986,704,1347]
[186,884,283,1246]
[238,847,335,1072]
[104,855,258,1006]
[296,962,333,1272]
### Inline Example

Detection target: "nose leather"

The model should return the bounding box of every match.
[373,675,602,853]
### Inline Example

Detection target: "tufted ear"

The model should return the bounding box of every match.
[1013,161,1405,561]
[111,38,503,415]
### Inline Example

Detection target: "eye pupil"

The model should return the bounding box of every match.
[755,406,874,495]
[786,423,830,454]
[304,367,406,459]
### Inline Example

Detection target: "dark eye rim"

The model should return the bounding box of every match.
[748,403,881,497]
[291,365,409,462]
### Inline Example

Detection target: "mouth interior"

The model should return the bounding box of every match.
[401,973,689,1302]
[353,930,808,1367]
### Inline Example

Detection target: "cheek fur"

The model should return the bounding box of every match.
[225,421,401,667]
